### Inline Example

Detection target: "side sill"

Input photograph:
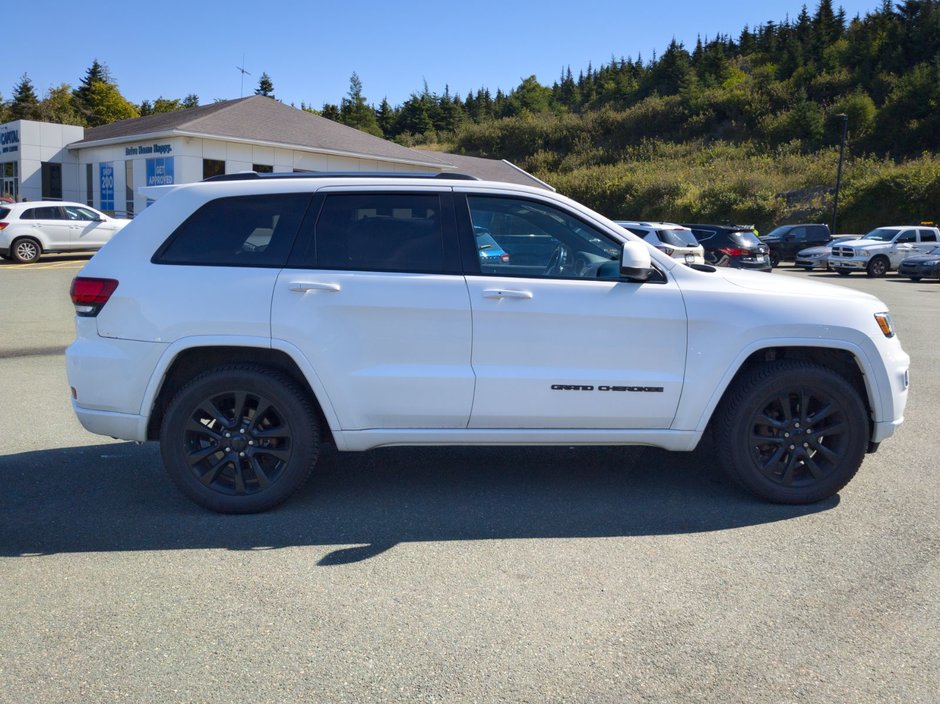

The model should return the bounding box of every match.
[331,428,702,452]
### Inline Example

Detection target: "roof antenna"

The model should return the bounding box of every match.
[236,56,251,97]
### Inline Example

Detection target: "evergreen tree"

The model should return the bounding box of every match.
[339,72,382,136]
[255,72,275,98]
[10,74,40,120]
[73,59,111,116]
[182,94,200,109]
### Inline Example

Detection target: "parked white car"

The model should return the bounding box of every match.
[829,225,940,277]
[616,221,705,265]
[0,201,130,263]
[66,173,909,513]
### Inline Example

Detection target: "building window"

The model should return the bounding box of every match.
[125,160,134,217]
[252,163,273,173]
[1,162,18,201]
[41,162,63,200]
[203,159,225,179]
[85,164,93,206]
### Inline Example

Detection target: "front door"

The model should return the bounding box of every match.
[65,205,118,249]
[458,194,687,429]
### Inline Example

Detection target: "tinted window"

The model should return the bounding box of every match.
[729,231,762,247]
[22,207,62,220]
[156,194,310,267]
[467,195,621,279]
[897,230,916,243]
[919,229,937,242]
[315,193,445,272]
[657,228,698,247]
[0,207,10,219]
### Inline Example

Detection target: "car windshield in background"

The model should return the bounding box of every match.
[730,231,762,247]
[864,228,898,242]
[657,228,698,247]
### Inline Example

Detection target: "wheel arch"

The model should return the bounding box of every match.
[697,344,877,442]
[145,344,336,446]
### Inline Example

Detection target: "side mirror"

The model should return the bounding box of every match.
[620,241,653,282]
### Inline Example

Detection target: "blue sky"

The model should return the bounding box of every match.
[8,1,883,110]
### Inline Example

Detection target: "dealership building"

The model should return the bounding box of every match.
[0,95,550,215]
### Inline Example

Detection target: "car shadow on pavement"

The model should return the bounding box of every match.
[0,441,837,563]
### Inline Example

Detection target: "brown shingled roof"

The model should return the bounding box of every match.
[73,96,452,168]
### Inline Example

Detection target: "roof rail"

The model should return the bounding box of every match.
[202,171,481,183]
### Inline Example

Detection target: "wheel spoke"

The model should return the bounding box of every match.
[814,442,840,463]
[233,461,246,494]
[751,431,785,445]
[779,453,800,486]
[249,399,274,430]
[254,425,290,440]
[186,417,224,440]
[232,391,249,422]
[804,454,825,479]
[249,457,272,489]
[198,400,231,429]
[808,402,835,425]
[776,394,793,422]
[760,445,786,471]
[757,413,787,429]
[817,422,846,437]
[187,444,219,466]
[798,389,811,423]
[255,447,290,463]
[199,457,228,486]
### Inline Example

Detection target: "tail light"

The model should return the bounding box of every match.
[657,245,676,256]
[70,277,119,317]
[500,253,511,263]
[718,247,750,257]
[0,222,8,230]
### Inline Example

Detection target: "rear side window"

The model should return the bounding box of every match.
[730,231,762,247]
[0,207,10,219]
[919,229,937,242]
[313,193,446,272]
[22,206,62,220]
[155,194,311,267]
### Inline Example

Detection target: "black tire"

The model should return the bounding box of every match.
[836,270,851,276]
[908,276,921,282]
[866,256,889,277]
[160,365,320,513]
[11,237,41,264]
[801,267,814,272]
[770,253,781,268]
[714,360,869,504]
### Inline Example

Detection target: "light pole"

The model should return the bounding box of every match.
[832,113,848,233]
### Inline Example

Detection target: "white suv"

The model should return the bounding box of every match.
[0,201,131,263]
[616,221,705,265]
[66,173,910,513]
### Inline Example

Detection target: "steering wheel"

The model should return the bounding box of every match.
[545,245,570,276]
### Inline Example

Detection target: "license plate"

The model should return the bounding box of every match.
[685,254,695,264]
[754,255,766,263]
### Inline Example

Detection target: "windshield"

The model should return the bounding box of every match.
[764,225,791,238]
[656,228,698,247]
[863,228,900,242]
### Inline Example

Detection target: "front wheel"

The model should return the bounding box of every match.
[866,256,889,277]
[908,276,922,282]
[714,360,869,504]
[770,253,781,268]
[836,270,851,276]
[160,365,320,513]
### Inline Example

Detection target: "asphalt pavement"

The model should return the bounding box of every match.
[1,256,937,703]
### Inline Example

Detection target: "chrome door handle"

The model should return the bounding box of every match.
[482,289,533,299]
[288,282,341,293]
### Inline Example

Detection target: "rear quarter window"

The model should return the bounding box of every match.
[0,207,10,219]
[154,193,312,267]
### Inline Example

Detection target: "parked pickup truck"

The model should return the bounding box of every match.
[829,225,940,277]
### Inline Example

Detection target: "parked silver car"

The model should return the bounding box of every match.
[0,201,130,263]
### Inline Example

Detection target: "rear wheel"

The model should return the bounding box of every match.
[770,252,781,268]
[11,237,41,264]
[836,270,851,276]
[714,360,869,504]
[908,276,922,282]
[801,266,814,272]
[160,365,320,513]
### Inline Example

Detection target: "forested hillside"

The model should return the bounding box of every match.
[3,0,938,230]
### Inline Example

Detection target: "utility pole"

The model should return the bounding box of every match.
[832,113,848,233]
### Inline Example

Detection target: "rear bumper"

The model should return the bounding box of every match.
[71,403,148,441]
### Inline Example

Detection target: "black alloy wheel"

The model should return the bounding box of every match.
[160,365,319,513]
[715,360,868,504]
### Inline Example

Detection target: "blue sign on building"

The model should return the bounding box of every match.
[146,157,174,186]
[99,163,114,211]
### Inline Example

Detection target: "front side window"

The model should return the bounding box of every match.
[897,230,916,243]
[313,193,445,273]
[468,195,620,279]
[155,193,311,267]
[64,206,101,221]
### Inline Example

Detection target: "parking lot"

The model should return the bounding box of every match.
[1,255,937,703]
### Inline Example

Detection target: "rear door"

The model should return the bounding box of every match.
[457,192,687,429]
[271,189,474,430]
[21,205,70,250]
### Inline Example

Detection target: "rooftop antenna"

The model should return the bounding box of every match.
[236,56,251,97]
